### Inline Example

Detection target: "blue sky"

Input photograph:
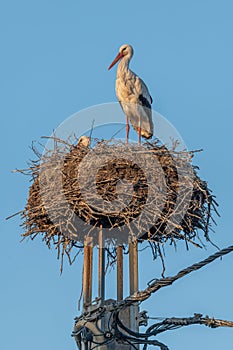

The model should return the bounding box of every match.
[1,0,233,349]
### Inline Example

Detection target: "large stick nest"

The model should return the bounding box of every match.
[18,137,219,270]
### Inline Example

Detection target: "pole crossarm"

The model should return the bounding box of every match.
[123,245,233,304]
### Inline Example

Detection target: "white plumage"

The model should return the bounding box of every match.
[108,44,153,142]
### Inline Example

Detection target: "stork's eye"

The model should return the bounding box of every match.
[122,47,127,52]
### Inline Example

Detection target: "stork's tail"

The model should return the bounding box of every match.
[141,129,153,139]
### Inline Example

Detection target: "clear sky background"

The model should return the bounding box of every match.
[1,0,233,349]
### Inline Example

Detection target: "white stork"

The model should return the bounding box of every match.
[108,44,153,144]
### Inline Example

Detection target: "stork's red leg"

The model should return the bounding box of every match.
[138,127,141,145]
[126,116,130,144]
[138,116,141,145]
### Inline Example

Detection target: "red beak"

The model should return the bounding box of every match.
[108,52,124,70]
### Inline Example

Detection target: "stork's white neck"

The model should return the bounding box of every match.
[117,57,131,78]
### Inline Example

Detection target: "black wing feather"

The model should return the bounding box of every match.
[138,94,152,109]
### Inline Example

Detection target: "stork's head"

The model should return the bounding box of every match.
[77,135,90,148]
[108,44,134,70]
